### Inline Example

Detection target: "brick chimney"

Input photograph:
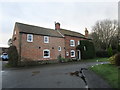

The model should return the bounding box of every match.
[85,28,89,37]
[55,22,60,30]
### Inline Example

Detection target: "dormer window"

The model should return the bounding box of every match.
[27,34,33,42]
[70,40,75,46]
[44,36,49,43]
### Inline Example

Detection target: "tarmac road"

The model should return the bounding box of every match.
[2,61,111,88]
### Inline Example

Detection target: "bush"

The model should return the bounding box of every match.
[76,40,95,59]
[115,53,120,66]
[109,55,115,65]
[107,47,113,57]
[8,46,19,67]
[109,53,120,66]
[96,50,109,57]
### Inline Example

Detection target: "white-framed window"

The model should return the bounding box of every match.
[71,50,75,57]
[58,46,61,51]
[27,34,33,42]
[66,52,69,56]
[44,36,49,43]
[78,41,80,45]
[43,49,50,58]
[70,40,75,46]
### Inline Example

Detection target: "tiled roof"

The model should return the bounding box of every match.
[15,22,86,38]
[16,22,63,38]
[59,29,85,38]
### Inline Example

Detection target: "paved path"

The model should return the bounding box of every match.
[1,61,111,88]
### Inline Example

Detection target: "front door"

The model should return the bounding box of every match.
[77,50,81,60]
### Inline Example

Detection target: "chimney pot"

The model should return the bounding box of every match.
[55,22,60,30]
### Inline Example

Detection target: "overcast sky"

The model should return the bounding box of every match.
[0,0,118,45]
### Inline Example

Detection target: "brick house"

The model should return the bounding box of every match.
[12,22,90,61]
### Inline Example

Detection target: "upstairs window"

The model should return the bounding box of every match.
[58,46,61,51]
[43,49,50,58]
[70,40,75,46]
[78,41,80,45]
[27,34,33,42]
[44,36,49,43]
[71,50,75,57]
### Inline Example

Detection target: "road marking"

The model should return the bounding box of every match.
[1,71,5,73]
[85,85,88,88]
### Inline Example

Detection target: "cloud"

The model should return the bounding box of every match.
[0,1,118,44]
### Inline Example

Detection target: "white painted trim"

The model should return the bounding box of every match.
[58,46,61,51]
[70,40,75,47]
[43,49,50,58]
[27,34,33,42]
[77,50,81,60]
[44,36,49,43]
[71,50,75,57]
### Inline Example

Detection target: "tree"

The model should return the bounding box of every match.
[90,19,118,50]
[8,45,19,67]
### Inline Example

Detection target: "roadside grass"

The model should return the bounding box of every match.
[89,64,119,88]
[81,57,109,62]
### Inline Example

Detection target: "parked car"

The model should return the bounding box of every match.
[1,53,9,61]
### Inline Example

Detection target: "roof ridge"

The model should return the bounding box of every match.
[16,22,55,31]
[60,28,84,35]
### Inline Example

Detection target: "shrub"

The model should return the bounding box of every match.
[57,54,65,63]
[109,53,120,66]
[109,55,115,65]
[96,50,109,57]
[115,53,120,66]
[107,47,113,57]
[8,45,19,67]
[118,45,120,52]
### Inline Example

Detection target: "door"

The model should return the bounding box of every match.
[77,50,81,60]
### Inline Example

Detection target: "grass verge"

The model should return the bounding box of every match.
[81,58,109,62]
[89,64,119,88]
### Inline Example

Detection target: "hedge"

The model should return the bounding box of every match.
[76,40,95,59]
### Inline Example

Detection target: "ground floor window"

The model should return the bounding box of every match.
[71,50,75,57]
[43,49,50,58]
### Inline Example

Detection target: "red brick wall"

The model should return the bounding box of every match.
[12,25,20,53]
[21,34,65,61]
[64,35,85,59]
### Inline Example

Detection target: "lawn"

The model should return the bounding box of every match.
[89,64,119,88]
[81,57,109,62]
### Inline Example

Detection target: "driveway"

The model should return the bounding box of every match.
[2,61,111,88]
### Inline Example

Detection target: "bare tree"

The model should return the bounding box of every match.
[91,19,118,50]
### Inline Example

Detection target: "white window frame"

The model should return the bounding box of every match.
[66,52,69,56]
[78,41,80,45]
[70,40,75,47]
[71,50,75,57]
[43,49,50,58]
[44,36,49,43]
[27,34,33,42]
[58,46,61,51]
